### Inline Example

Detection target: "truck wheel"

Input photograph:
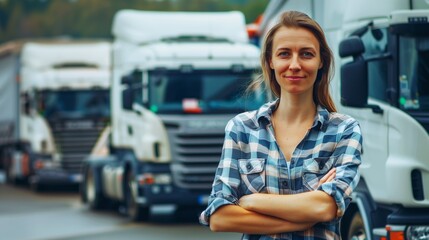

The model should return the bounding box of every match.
[347,211,367,240]
[85,167,105,210]
[125,170,149,221]
[79,169,87,203]
[30,180,43,192]
[5,156,16,185]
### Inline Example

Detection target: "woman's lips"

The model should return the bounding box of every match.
[286,76,304,81]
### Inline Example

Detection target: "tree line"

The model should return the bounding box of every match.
[0,0,267,44]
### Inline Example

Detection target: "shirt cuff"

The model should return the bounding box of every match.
[199,193,238,226]
[318,182,351,218]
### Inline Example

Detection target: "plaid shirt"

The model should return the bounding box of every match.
[199,100,363,240]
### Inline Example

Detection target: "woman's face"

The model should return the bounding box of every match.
[269,26,323,96]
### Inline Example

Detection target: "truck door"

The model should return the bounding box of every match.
[119,71,148,154]
[341,27,391,200]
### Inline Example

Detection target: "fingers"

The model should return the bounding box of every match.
[320,168,336,182]
[318,168,336,187]
[325,172,335,183]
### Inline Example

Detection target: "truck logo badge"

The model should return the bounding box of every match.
[187,120,227,130]
[65,121,94,129]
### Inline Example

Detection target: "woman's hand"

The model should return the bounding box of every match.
[317,168,336,188]
[238,193,260,211]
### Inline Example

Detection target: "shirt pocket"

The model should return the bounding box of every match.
[238,158,266,195]
[302,156,336,191]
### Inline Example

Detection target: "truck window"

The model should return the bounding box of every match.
[399,36,429,110]
[148,69,265,114]
[361,28,389,103]
[40,89,110,119]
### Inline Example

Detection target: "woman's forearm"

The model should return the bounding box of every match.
[210,205,315,234]
[238,191,337,223]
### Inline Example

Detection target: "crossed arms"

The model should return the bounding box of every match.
[209,168,338,234]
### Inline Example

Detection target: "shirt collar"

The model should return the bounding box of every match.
[255,100,277,128]
[314,105,330,131]
[255,99,330,131]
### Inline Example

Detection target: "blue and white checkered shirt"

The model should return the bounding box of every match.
[200,100,363,240]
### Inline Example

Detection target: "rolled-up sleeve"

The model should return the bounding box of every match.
[317,119,363,217]
[199,119,243,226]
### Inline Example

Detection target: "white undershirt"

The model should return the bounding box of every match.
[286,160,291,177]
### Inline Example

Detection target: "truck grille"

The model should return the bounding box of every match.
[50,120,107,173]
[163,117,228,190]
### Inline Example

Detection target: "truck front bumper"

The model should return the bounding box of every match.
[134,162,211,207]
[138,184,209,207]
[130,160,214,208]
[386,208,429,240]
[30,168,82,186]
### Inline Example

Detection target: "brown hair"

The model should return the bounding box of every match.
[252,10,336,112]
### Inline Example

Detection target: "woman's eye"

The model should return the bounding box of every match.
[278,52,289,57]
[302,52,315,58]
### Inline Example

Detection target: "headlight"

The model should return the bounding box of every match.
[137,173,172,185]
[406,226,429,240]
[34,156,59,170]
[154,174,171,184]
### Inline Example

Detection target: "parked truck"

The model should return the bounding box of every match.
[0,41,111,191]
[259,0,429,239]
[80,10,265,221]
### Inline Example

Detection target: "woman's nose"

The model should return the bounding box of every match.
[289,55,301,71]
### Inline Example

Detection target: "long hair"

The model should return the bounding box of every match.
[251,11,336,112]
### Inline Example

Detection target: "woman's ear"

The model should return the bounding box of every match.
[319,61,323,69]
[269,59,274,69]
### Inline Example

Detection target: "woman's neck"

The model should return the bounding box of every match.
[275,93,316,124]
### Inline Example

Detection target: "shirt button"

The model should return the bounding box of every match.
[282,181,288,187]
[246,164,252,170]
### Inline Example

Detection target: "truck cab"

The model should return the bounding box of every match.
[1,41,111,190]
[81,10,264,221]
[339,8,429,240]
[259,1,429,239]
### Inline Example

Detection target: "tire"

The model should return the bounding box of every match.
[30,179,43,192]
[347,211,367,240]
[5,155,16,185]
[85,166,105,210]
[125,170,149,221]
[79,168,87,203]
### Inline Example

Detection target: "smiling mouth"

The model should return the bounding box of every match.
[286,76,304,80]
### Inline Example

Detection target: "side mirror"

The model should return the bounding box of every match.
[339,37,383,114]
[121,74,135,111]
[122,88,133,110]
[22,92,31,115]
[121,75,133,85]
[121,71,144,111]
[339,37,368,108]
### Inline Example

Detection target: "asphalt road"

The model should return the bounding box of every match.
[0,171,241,240]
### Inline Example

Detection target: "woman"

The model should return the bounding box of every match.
[199,11,363,239]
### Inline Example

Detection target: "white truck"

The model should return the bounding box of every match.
[0,41,111,191]
[80,10,264,221]
[259,0,429,239]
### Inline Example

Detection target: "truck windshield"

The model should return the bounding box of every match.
[38,89,110,119]
[147,69,265,114]
[398,36,429,111]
